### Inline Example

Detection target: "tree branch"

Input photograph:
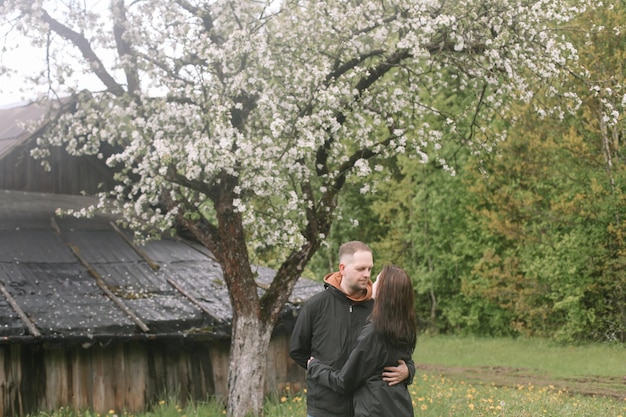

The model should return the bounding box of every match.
[161,191,221,255]
[37,8,125,96]
[315,48,409,176]
[112,0,140,96]
[165,165,219,198]
[174,0,217,38]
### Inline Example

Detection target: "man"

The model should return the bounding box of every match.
[290,241,414,417]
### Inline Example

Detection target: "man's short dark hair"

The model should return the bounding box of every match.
[338,241,371,262]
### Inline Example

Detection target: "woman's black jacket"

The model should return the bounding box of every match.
[290,283,415,417]
[307,322,415,417]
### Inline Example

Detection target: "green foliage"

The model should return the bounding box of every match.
[460,1,626,343]
[463,104,625,342]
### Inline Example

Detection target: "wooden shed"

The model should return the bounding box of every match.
[0,101,117,195]
[0,103,320,416]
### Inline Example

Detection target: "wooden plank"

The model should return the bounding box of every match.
[124,343,147,410]
[67,243,150,333]
[70,347,92,411]
[166,277,215,317]
[109,221,160,271]
[50,216,150,333]
[43,349,69,410]
[0,281,41,337]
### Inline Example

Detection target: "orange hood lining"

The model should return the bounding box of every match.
[323,271,373,302]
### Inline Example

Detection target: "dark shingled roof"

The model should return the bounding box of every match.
[0,190,323,345]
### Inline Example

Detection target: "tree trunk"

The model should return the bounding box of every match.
[210,176,276,417]
[172,173,328,417]
[226,313,273,417]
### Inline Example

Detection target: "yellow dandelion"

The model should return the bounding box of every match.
[421,404,428,411]
[109,410,116,415]
[280,396,288,403]
[468,403,475,410]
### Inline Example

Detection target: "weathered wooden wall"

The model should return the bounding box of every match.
[0,142,116,195]
[0,334,303,416]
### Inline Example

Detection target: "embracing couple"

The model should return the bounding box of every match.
[290,241,417,417]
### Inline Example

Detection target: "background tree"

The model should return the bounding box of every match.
[0,0,597,415]
[461,2,626,343]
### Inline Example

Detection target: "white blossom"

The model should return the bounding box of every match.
[5,0,597,250]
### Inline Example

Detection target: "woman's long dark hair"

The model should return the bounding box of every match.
[370,265,417,350]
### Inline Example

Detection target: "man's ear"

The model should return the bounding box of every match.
[338,262,346,274]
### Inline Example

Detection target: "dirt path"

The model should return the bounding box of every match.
[417,364,626,401]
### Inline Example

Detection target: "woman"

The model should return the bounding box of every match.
[307,265,417,417]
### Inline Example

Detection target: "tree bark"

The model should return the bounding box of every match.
[226,314,273,417]
[212,176,272,417]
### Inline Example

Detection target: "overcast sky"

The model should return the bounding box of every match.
[0,2,108,109]
[0,41,105,109]
[0,41,43,108]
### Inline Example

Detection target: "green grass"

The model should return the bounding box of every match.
[27,336,626,417]
[409,373,625,417]
[33,386,625,417]
[413,335,626,379]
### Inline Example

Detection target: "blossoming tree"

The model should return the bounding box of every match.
[1,0,593,415]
